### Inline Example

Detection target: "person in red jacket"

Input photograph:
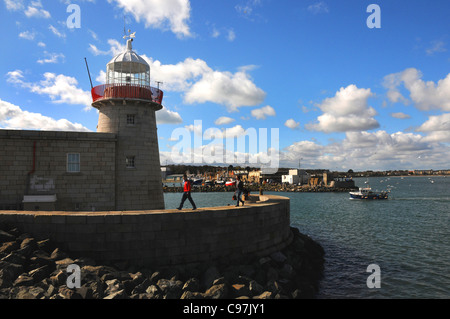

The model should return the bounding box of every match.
[177,174,197,210]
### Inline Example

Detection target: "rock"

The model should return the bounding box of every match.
[258,256,271,266]
[58,286,83,299]
[50,270,67,287]
[182,277,200,292]
[203,284,228,299]
[0,241,19,255]
[46,284,57,298]
[0,230,15,243]
[248,280,264,296]
[253,291,273,299]
[131,278,150,295]
[266,267,278,282]
[201,266,220,290]
[29,265,52,282]
[13,275,34,287]
[0,261,24,283]
[231,283,250,298]
[20,238,38,251]
[85,280,106,299]
[149,271,163,284]
[180,291,205,299]
[37,239,52,253]
[29,254,56,274]
[1,252,26,266]
[50,248,68,261]
[270,251,287,264]
[55,258,75,268]
[156,278,183,299]
[145,284,162,299]
[16,286,46,299]
[105,279,123,295]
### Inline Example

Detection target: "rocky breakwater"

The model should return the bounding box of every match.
[0,224,324,299]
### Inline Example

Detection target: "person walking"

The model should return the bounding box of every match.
[235,175,245,207]
[177,174,197,210]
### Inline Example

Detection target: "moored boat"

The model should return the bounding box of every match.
[349,187,388,200]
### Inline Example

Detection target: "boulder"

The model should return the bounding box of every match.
[0,230,15,243]
[203,284,228,299]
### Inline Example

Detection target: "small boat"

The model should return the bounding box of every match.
[349,187,388,200]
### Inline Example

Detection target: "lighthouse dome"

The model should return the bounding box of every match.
[106,39,150,86]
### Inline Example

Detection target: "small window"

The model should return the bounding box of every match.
[67,153,80,173]
[126,156,135,168]
[127,114,135,125]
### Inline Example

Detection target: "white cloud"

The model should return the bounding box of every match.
[426,40,446,56]
[109,0,192,38]
[95,70,106,83]
[284,119,300,129]
[156,106,183,124]
[308,1,329,14]
[281,129,450,170]
[19,30,36,40]
[0,98,90,132]
[144,56,266,112]
[384,68,450,111]
[391,112,411,119]
[89,39,126,56]
[251,105,276,120]
[417,113,450,132]
[37,52,65,64]
[417,113,450,143]
[215,116,235,125]
[227,29,236,42]
[49,25,66,38]
[306,85,379,133]
[184,69,266,112]
[6,70,92,110]
[25,0,51,19]
[4,0,24,11]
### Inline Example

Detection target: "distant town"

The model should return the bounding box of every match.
[161,165,450,189]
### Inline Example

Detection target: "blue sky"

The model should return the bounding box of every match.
[1,0,449,171]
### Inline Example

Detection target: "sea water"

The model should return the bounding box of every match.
[163,176,450,299]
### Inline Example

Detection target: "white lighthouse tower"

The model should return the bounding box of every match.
[91,35,165,210]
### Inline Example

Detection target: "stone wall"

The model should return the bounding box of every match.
[0,194,291,268]
[0,130,116,211]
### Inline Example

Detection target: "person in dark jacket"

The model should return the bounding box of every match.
[177,174,197,210]
[235,175,245,207]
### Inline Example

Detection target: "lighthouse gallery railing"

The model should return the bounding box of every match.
[91,84,163,104]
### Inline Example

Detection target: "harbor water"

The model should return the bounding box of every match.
[164,176,450,299]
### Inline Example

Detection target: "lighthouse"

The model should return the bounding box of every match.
[91,35,165,210]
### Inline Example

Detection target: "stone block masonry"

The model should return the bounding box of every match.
[0,130,116,211]
[0,194,291,268]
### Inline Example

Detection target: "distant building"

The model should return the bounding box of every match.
[282,169,310,185]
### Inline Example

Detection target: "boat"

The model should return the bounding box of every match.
[349,187,389,200]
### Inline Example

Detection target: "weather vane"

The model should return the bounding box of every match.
[123,15,136,43]
[123,29,136,41]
